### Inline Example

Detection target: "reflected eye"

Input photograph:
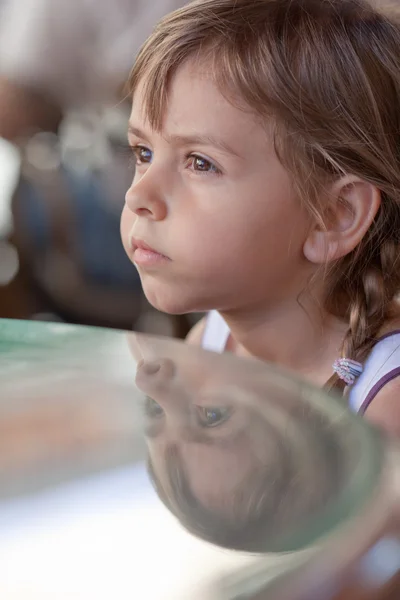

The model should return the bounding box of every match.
[131,145,153,165]
[197,406,232,427]
[144,396,164,419]
[187,155,220,174]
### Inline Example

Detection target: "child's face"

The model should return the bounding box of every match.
[135,353,282,512]
[134,347,341,533]
[121,61,314,314]
[130,333,275,511]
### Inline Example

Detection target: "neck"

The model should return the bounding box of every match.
[220,297,347,386]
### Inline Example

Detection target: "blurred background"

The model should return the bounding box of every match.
[0,4,210,593]
[0,0,194,338]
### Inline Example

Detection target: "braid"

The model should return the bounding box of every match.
[326,235,400,394]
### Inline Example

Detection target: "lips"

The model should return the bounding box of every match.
[130,237,169,266]
[130,238,161,254]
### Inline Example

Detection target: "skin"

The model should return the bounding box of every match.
[122,63,313,317]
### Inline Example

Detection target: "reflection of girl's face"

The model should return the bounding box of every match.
[133,342,354,541]
[135,358,274,509]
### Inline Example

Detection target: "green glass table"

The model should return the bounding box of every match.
[0,318,399,599]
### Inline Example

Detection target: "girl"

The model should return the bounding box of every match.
[121,0,400,435]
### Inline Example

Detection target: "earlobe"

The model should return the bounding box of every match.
[303,229,338,264]
[303,176,381,265]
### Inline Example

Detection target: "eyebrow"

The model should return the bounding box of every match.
[145,421,243,452]
[128,124,241,158]
[145,421,218,445]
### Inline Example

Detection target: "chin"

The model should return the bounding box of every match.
[143,284,206,316]
[143,289,190,315]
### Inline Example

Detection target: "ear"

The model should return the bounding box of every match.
[303,176,381,264]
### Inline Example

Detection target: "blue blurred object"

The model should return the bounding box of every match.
[17,168,140,291]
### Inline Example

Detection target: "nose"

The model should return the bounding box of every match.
[136,359,190,417]
[125,170,167,221]
[136,358,176,395]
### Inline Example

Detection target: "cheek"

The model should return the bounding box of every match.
[187,178,306,261]
[181,205,304,278]
[120,204,135,257]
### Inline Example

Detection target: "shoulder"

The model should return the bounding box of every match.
[362,314,400,436]
[364,376,400,437]
[186,317,207,346]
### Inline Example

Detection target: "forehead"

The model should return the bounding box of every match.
[130,61,264,142]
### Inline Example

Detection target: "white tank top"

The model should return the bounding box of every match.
[201,310,400,414]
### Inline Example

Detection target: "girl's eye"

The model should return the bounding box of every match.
[144,396,164,419]
[131,145,153,165]
[187,155,220,175]
[196,406,232,428]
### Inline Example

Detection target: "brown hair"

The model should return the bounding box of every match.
[128,0,400,391]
